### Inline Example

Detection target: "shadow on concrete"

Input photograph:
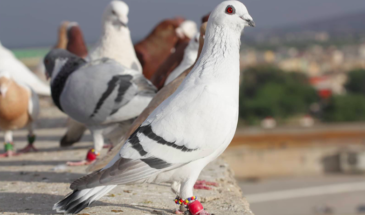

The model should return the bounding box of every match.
[9,135,92,145]
[0,160,77,166]
[0,144,92,155]
[0,192,174,215]
[35,117,68,129]
[0,171,84,183]
[0,192,118,215]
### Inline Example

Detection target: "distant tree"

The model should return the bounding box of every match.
[239,65,318,124]
[345,69,365,95]
[323,94,365,122]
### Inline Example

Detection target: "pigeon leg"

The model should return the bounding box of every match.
[194,180,218,190]
[67,129,102,166]
[0,131,19,157]
[18,124,38,153]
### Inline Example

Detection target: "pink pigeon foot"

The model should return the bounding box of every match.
[17,144,38,153]
[103,143,114,151]
[194,180,218,190]
[175,210,185,214]
[0,143,20,157]
[197,210,211,215]
[17,134,38,153]
[0,150,19,157]
[66,160,94,166]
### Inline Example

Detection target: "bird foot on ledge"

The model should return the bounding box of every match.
[17,144,38,153]
[194,180,218,190]
[0,150,20,157]
[66,160,94,166]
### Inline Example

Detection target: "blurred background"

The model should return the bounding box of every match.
[1,0,365,215]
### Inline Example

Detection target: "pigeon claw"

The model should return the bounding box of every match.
[17,144,38,153]
[66,160,94,166]
[194,180,218,190]
[0,150,20,157]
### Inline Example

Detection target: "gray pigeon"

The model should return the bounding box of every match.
[44,49,156,165]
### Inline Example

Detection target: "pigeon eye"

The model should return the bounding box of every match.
[225,5,235,15]
[111,10,117,16]
[45,59,49,65]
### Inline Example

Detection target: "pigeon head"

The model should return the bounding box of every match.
[210,0,255,32]
[103,0,129,29]
[67,22,88,58]
[176,20,198,40]
[43,49,84,81]
[0,71,12,97]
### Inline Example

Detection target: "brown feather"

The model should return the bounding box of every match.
[0,78,31,130]
[67,25,88,58]
[150,38,190,89]
[134,18,185,80]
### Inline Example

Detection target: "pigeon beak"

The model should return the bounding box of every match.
[118,20,128,28]
[112,19,128,29]
[247,20,255,27]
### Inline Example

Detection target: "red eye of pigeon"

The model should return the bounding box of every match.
[225,5,235,15]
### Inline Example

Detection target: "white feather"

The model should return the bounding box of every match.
[0,43,50,96]
[164,33,200,86]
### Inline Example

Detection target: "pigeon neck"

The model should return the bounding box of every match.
[194,23,241,78]
[96,24,142,72]
[50,57,86,111]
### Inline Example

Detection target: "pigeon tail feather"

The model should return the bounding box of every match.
[53,185,116,214]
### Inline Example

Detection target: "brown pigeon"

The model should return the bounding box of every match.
[134,17,185,80]
[0,72,39,157]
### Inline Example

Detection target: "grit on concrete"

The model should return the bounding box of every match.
[0,100,253,215]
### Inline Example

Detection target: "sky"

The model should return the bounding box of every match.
[0,0,365,48]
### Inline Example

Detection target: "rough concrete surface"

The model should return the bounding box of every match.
[0,100,253,215]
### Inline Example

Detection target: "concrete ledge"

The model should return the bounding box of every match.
[0,104,254,215]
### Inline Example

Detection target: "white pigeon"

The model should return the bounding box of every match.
[44,49,156,166]
[164,33,200,86]
[61,0,143,147]
[88,0,142,72]
[53,1,255,215]
[0,41,51,96]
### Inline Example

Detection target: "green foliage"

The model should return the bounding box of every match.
[322,69,365,122]
[239,65,318,124]
[323,94,365,122]
[345,69,365,95]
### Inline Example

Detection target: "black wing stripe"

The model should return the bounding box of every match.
[90,75,133,118]
[129,127,148,156]
[110,75,133,115]
[141,157,171,169]
[140,124,198,152]
[90,76,120,118]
